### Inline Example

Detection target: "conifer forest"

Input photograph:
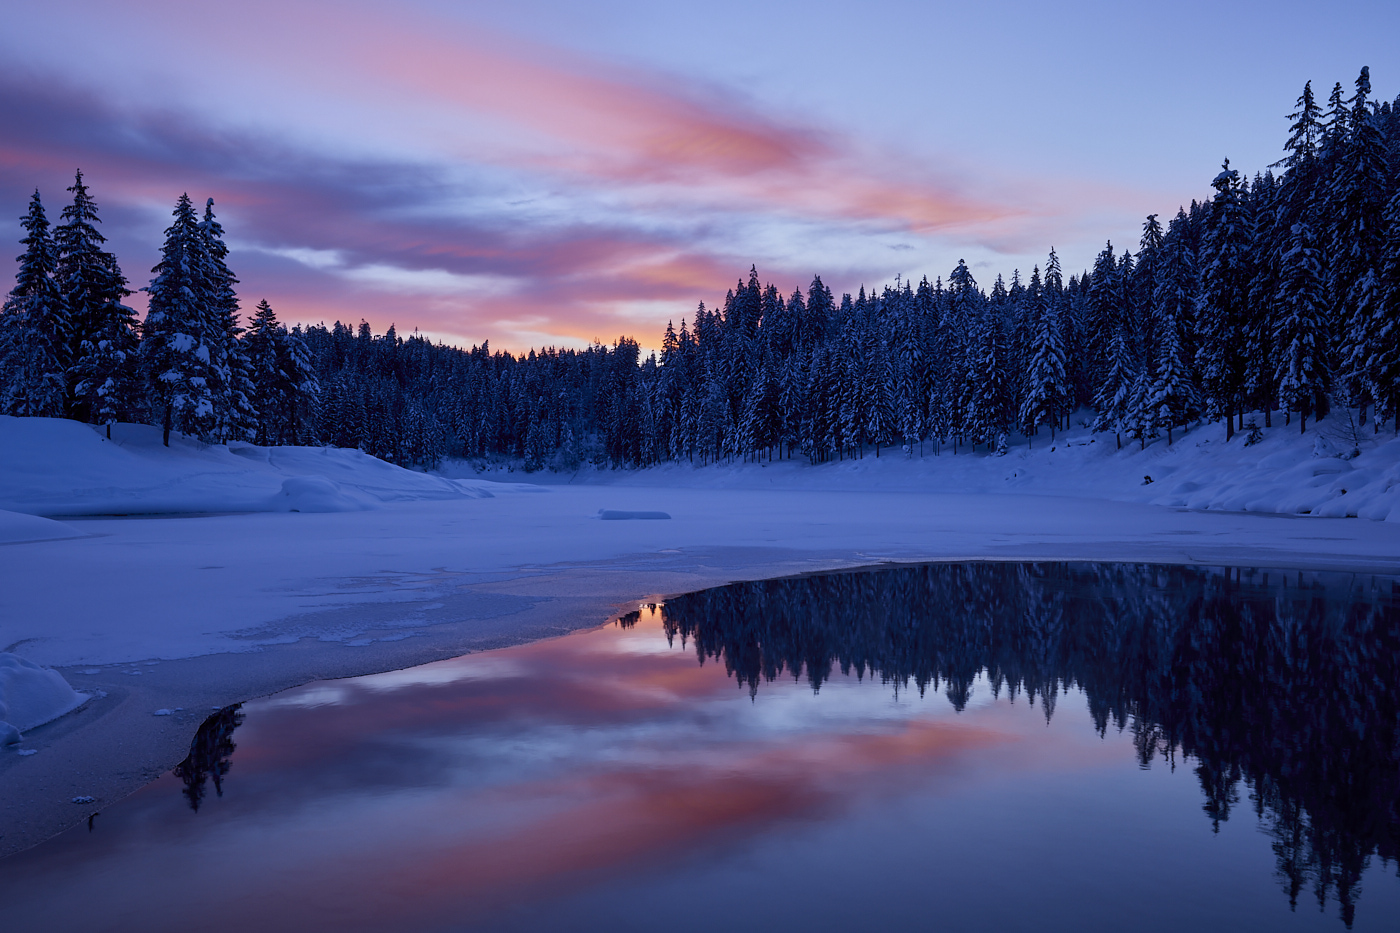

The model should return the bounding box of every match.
[2,68,1398,471]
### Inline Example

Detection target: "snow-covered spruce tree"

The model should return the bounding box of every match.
[1326,68,1390,420]
[862,293,893,456]
[1273,221,1331,432]
[945,260,982,450]
[201,199,255,441]
[1018,265,1067,445]
[281,325,320,444]
[1041,249,1076,417]
[0,191,69,417]
[245,299,319,445]
[1146,217,1199,443]
[966,276,1012,450]
[141,193,219,445]
[891,282,925,455]
[835,294,864,456]
[54,170,139,431]
[1196,159,1254,439]
[1093,324,1137,449]
[1241,172,1281,426]
[1147,311,1195,444]
[1085,241,1120,398]
[739,362,781,459]
[1135,215,1165,330]
[1365,187,1400,427]
[922,278,954,453]
[1278,81,1326,223]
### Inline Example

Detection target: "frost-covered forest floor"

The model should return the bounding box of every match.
[3,412,1400,856]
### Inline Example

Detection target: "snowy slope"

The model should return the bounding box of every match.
[461,411,1400,523]
[0,417,532,516]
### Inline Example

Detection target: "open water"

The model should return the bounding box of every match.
[3,562,1398,932]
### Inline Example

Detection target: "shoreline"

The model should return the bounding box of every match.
[7,530,1400,859]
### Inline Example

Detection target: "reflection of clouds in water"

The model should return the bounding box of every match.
[355,655,526,692]
[258,684,352,710]
[378,656,1012,793]
[257,655,528,711]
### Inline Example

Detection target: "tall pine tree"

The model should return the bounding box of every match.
[142,194,217,444]
[0,191,69,417]
[55,171,139,430]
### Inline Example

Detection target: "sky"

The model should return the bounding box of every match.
[1,0,1396,353]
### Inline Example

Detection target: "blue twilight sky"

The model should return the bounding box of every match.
[0,0,1395,351]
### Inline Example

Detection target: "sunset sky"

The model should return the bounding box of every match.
[1,0,1395,352]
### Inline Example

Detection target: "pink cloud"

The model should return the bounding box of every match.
[0,2,1051,352]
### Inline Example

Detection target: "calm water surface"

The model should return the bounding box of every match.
[3,562,1399,933]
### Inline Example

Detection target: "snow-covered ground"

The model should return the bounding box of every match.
[458,409,1400,522]
[0,416,514,516]
[2,412,1399,855]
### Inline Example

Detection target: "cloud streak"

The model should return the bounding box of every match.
[0,0,1033,351]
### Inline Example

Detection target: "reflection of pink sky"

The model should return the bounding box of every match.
[3,615,1127,933]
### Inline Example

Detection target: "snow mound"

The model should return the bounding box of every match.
[0,654,87,744]
[598,509,671,520]
[0,509,84,545]
[269,476,377,513]
[0,416,518,516]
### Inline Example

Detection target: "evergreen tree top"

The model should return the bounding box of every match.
[12,190,59,297]
[1140,215,1164,253]
[1044,248,1063,292]
[57,170,105,244]
[1211,159,1239,191]
[1280,81,1323,170]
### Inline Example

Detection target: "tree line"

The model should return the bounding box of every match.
[2,67,1397,467]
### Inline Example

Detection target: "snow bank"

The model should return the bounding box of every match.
[1149,433,1400,520]
[0,510,84,545]
[0,654,86,744]
[500,409,1400,524]
[0,416,520,517]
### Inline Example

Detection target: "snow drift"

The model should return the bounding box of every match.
[0,654,86,744]
[0,510,85,545]
[0,417,520,516]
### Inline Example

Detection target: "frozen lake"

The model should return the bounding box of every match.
[2,562,1397,932]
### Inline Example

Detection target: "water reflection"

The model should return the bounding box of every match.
[631,562,1400,926]
[172,704,244,812]
[3,562,1398,933]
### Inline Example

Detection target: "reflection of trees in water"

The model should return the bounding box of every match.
[172,704,245,813]
[638,563,1400,927]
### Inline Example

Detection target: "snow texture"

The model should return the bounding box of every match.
[598,509,671,520]
[0,654,86,744]
[0,416,517,516]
